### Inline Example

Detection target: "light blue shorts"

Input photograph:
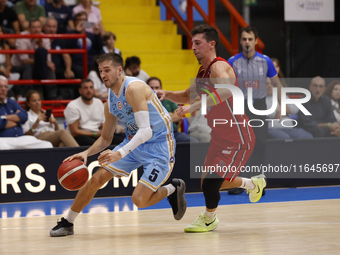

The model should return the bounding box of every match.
[103,136,175,192]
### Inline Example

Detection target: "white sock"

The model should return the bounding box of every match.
[204,210,216,219]
[66,209,79,223]
[240,178,255,190]
[163,183,176,196]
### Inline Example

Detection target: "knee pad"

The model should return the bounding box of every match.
[202,178,224,209]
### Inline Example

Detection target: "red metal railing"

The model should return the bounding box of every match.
[0,33,88,84]
[18,100,72,118]
[160,0,265,55]
[0,33,88,117]
[18,99,107,118]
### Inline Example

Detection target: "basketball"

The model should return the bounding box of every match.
[57,159,89,191]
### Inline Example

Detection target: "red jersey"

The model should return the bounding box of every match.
[196,57,254,145]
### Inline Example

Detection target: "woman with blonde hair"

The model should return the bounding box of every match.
[22,90,79,147]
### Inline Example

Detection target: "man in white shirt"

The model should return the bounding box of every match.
[64,79,105,146]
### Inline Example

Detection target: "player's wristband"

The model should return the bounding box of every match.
[327,122,331,129]
[117,148,127,158]
[94,132,97,138]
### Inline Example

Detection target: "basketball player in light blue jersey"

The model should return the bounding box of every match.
[50,53,187,237]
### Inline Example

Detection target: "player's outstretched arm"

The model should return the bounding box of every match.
[160,88,190,104]
[179,62,233,115]
[159,80,200,105]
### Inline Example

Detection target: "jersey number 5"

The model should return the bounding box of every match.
[149,169,159,182]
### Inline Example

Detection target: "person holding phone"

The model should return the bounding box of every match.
[66,11,103,80]
[22,90,79,147]
[72,0,105,36]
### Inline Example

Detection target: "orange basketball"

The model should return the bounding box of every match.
[57,159,89,191]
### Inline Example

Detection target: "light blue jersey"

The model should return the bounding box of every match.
[104,76,176,192]
[108,76,174,141]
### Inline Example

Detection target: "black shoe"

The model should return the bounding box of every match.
[50,217,74,237]
[167,178,187,220]
[228,188,245,195]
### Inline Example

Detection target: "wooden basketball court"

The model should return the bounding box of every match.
[1,198,339,255]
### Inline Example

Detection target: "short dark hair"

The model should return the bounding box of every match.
[124,56,141,69]
[25,89,41,111]
[240,26,258,39]
[29,18,41,27]
[96,53,124,68]
[146,77,162,89]
[103,31,116,41]
[73,11,87,23]
[79,78,93,88]
[191,24,219,47]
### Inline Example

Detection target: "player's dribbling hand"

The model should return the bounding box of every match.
[64,151,89,165]
[98,150,122,166]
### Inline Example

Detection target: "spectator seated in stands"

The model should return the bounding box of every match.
[64,79,124,146]
[188,110,211,142]
[124,56,150,83]
[0,25,21,99]
[0,25,12,79]
[72,0,105,37]
[11,18,57,100]
[62,0,78,9]
[14,0,46,31]
[22,89,79,147]
[66,11,103,80]
[325,80,340,123]
[271,57,288,88]
[298,76,340,138]
[44,0,74,34]
[43,16,75,99]
[0,75,52,149]
[4,0,20,8]
[147,77,198,143]
[102,31,122,57]
[87,58,107,99]
[266,77,313,139]
[0,0,20,48]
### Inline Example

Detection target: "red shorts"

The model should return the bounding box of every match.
[203,138,255,181]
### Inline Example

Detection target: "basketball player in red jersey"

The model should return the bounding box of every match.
[158,24,266,232]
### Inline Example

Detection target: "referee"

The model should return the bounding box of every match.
[228,26,281,186]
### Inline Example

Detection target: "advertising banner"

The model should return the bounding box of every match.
[285,0,334,22]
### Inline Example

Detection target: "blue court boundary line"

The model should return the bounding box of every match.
[1,186,340,218]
